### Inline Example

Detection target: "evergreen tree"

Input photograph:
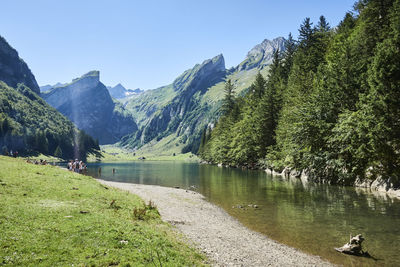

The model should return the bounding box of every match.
[298,18,315,47]
[54,145,63,159]
[317,15,330,32]
[35,130,48,154]
[282,33,297,81]
[252,72,267,100]
[275,16,331,169]
[256,50,284,158]
[199,0,400,187]
[221,79,235,115]
[1,118,10,136]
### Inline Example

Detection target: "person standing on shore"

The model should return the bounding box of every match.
[67,160,73,171]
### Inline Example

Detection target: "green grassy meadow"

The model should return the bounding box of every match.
[0,156,205,266]
[87,144,199,163]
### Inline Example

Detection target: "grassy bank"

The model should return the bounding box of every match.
[88,145,199,162]
[0,156,205,266]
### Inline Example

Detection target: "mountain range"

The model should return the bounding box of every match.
[41,71,138,144]
[106,84,143,99]
[40,82,67,92]
[119,37,286,154]
[1,33,284,157]
[0,35,99,159]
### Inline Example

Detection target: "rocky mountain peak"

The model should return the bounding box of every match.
[248,37,285,57]
[205,54,225,72]
[238,37,285,71]
[173,54,226,90]
[67,71,99,91]
[107,83,143,99]
[0,35,40,94]
[72,70,100,86]
[42,71,137,144]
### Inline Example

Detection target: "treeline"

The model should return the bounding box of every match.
[0,82,100,160]
[199,0,400,186]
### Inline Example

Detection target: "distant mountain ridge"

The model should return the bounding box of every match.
[0,35,40,94]
[106,83,143,99]
[41,71,138,144]
[40,82,67,92]
[121,37,285,153]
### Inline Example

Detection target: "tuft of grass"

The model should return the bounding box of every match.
[132,200,159,221]
[0,156,206,266]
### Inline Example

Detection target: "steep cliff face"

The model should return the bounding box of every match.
[238,37,285,71]
[122,54,226,149]
[0,36,40,94]
[42,71,137,144]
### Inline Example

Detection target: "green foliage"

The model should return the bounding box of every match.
[200,0,400,186]
[221,79,235,114]
[122,54,270,156]
[54,145,63,158]
[0,82,99,160]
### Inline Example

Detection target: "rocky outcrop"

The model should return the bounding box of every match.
[42,71,138,144]
[0,35,40,94]
[270,165,400,199]
[172,54,225,91]
[355,177,400,199]
[107,83,143,99]
[237,37,285,71]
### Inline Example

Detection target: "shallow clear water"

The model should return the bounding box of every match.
[87,161,400,266]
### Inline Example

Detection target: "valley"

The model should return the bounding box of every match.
[1,1,399,266]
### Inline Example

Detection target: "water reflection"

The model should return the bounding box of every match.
[87,162,400,266]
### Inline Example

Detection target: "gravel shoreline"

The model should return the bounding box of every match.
[97,180,334,266]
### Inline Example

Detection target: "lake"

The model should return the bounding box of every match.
[86,161,400,266]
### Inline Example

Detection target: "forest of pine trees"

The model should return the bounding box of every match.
[199,0,400,186]
[0,115,100,161]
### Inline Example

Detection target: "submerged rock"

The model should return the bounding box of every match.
[355,177,400,200]
[335,234,371,257]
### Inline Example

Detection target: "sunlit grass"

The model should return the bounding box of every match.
[0,156,206,266]
[87,141,199,162]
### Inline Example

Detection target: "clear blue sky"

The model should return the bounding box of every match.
[1,0,355,89]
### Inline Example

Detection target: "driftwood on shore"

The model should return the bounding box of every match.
[335,234,370,257]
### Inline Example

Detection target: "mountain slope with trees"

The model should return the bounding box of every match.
[121,38,285,154]
[200,0,400,188]
[0,36,99,160]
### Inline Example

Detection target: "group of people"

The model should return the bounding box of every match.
[26,158,50,165]
[67,159,87,173]
[4,150,18,157]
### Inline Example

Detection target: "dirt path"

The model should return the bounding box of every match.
[98,180,334,266]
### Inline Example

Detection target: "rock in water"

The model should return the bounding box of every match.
[335,234,370,257]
